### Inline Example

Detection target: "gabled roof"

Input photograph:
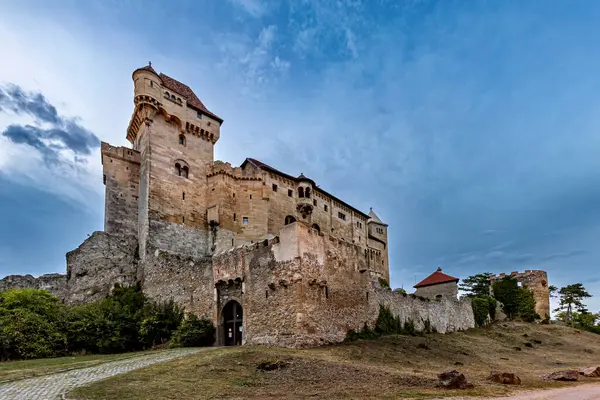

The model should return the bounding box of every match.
[159,73,223,123]
[241,158,369,219]
[414,267,459,288]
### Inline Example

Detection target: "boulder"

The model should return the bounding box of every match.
[542,370,580,381]
[486,372,521,385]
[579,367,600,377]
[438,370,474,389]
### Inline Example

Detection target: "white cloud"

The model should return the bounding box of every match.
[229,0,269,17]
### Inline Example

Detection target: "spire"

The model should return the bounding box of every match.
[368,208,384,224]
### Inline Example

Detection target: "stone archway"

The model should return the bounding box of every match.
[222,300,243,346]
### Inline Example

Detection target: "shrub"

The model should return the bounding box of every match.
[378,277,391,289]
[139,299,185,348]
[170,314,215,348]
[492,277,537,321]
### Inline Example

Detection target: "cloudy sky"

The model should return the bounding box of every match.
[1,0,599,312]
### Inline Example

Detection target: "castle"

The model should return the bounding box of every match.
[1,65,477,347]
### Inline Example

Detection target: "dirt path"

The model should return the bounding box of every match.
[0,348,213,400]
[465,383,600,400]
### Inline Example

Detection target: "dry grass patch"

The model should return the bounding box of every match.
[70,322,600,399]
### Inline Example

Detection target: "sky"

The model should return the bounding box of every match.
[0,0,599,313]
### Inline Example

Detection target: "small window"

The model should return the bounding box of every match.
[298,187,304,198]
[325,286,329,299]
[177,98,182,104]
[150,81,153,88]
[182,216,185,224]
[285,215,296,225]
[288,189,293,197]
[338,212,346,221]
[197,111,202,119]
[305,187,311,198]
[182,192,185,200]
[233,193,235,198]
[242,217,249,225]
[179,135,186,146]
[250,194,252,200]
[324,204,328,211]
[103,174,106,184]
[164,91,170,98]
[313,199,317,206]
[233,213,236,221]
[272,184,278,192]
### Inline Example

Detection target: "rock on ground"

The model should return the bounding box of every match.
[579,366,600,377]
[542,370,580,381]
[486,371,521,385]
[438,370,474,389]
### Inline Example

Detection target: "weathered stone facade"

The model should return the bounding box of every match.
[490,270,550,319]
[0,273,66,300]
[414,281,459,300]
[0,64,476,347]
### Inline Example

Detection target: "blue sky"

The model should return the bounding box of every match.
[1,0,599,312]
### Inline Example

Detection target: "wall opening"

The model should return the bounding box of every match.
[311,223,320,233]
[222,300,243,346]
[285,215,296,225]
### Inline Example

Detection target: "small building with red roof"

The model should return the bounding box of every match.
[413,267,460,300]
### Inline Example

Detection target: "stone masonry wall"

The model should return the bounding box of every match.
[65,231,138,305]
[414,281,459,299]
[212,222,474,348]
[491,270,550,318]
[0,273,66,299]
[141,244,215,320]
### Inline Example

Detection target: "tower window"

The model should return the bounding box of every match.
[249,194,252,200]
[182,216,185,224]
[233,213,236,221]
[197,111,202,119]
[288,189,293,197]
[272,184,278,192]
[171,94,176,101]
[177,98,182,104]
[179,134,186,146]
[338,212,346,221]
[242,217,249,225]
[313,199,317,206]
[298,187,304,198]
[285,215,296,225]
[182,192,185,200]
[103,174,106,185]
[324,204,328,211]
[305,187,311,198]
[164,91,170,98]
[175,162,189,178]
[150,81,153,88]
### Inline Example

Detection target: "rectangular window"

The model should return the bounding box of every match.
[324,204,328,211]
[182,216,185,224]
[242,217,249,225]
[288,189,293,197]
[197,111,202,119]
[272,184,278,192]
[103,174,106,184]
[250,194,252,200]
[313,199,317,206]
[233,213,236,221]
[338,212,346,221]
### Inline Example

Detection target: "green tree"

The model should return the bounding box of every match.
[170,314,216,347]
[459,273,493,298]
[491,276,537,321]
[554,283,592,328]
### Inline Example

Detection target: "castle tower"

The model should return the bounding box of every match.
[128,63,223,259]
[367,208,389,282]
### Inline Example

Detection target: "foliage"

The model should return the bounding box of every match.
[344,305,421,342]
[393,288,407,295]
[378,277,391,289]
[459,273,493,298]
[553,283,592,328]
[170,314,216,348]
[471,296,496,327]
[491,276,537,321]
[0,285,192,361]
[556,311,600,334]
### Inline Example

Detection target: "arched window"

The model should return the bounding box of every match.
[298,187,304,198]
[436,294,443,300]
[285,215,296,225]
[164,91,170,98]
[171,94,176,101]
[311,223,320,233]
[305,187,311,198]
[175,162,189,178]
[177,98,182,104]
[179,134,186,146]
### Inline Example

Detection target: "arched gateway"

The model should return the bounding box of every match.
[222,300,243,346]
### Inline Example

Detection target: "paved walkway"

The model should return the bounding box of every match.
[0,348,208,400]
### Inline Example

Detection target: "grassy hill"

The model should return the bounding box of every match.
[71,321,600,399]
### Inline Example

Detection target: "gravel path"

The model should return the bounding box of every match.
[484,383,600,400]
[0,348,209,400]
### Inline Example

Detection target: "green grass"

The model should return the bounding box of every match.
[0,350,160,382]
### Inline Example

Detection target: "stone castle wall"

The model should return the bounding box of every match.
[491,270,550,318]
[0,273,66,299]
[414,281,459,299]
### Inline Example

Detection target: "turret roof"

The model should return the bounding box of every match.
[414,267,459,288]
[367,208,387,226]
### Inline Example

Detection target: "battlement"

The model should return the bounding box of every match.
[101,142,140,164]
[207,160,261,180]
[491,269,550,318]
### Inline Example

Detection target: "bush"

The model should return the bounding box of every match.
[378,277,391,289]
[170,314,216,348]
[139,299,185,348]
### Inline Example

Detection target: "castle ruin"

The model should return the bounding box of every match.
[490,270,550,319]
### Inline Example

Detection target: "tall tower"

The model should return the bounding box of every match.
[128,63,223,259]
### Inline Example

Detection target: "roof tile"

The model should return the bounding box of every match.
[414,269,459,288]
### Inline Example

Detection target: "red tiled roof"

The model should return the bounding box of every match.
[241,158,369,219]
[414,269,459,288]
[158,73,223,123]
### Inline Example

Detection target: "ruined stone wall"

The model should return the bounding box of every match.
[101,142,140,237]
[414,281,459,299]
[491,270,550,318]
[141,244,215,319]
[65,231,138,305]
[212,222,474,348]
[0,273,66,299]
